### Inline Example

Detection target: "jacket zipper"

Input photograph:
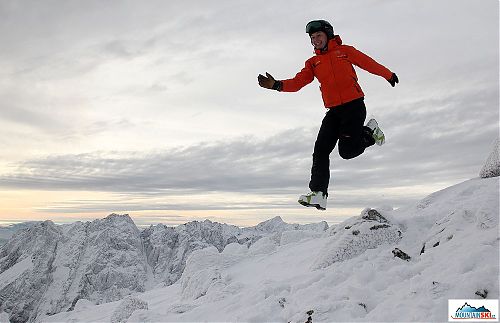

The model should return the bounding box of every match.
[327,52,343,104]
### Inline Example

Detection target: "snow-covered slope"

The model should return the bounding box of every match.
[43,176,499,323]
[0,214,326,322]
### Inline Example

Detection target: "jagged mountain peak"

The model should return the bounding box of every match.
[254,216,286,231]
[102,213,135,224]
[261,215,285,225]
[26,219,57,231]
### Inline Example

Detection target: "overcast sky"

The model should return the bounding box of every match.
[0,0,498,227]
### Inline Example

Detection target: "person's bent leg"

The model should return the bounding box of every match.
[338,98,373,159]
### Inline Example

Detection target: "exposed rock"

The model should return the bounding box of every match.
[358,303,367,312]
[392,248,411,261]
[475,289,488,299]
[370,224,391,230]
[361,209,389,223]
[305,310,314,323]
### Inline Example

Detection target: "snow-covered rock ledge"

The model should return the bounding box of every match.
[480,137,500,178]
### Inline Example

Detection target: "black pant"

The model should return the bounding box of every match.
[309,98,375,195]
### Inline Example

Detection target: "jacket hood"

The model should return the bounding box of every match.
[315,35,342,55]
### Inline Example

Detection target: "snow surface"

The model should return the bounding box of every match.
[0,256,33,290]
[43,176,499,323]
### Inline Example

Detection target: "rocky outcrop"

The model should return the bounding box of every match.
[313,209,402,269]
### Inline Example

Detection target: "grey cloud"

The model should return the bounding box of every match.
[0,128,314,193]
[148,83,169,93]
[99,40,145,59]
[336,87,499,190]
[0,103,64,131]
[36,199,295,214]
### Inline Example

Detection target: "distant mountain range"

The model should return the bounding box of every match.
[0,214,327,322]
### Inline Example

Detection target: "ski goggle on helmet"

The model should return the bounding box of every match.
[306,20,334,39]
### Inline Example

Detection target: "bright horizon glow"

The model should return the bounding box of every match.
[0,180,460,227]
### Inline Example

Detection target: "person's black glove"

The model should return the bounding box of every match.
[258,72,282,91]
[388,73,399,87]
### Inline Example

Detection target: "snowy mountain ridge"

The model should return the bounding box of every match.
[0,213,327,322]
[0,222,41,245]
[42,175,498,323]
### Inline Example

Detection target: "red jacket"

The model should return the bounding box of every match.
[281,35,393,108]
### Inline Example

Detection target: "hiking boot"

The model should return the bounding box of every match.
[366,118,385,146]
[298,191,327,210]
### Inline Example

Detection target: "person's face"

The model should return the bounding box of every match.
[310,31,328,50]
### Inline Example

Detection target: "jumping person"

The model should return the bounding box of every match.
[258,20,398,210]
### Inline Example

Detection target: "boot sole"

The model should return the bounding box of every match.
[298,200,326,210]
